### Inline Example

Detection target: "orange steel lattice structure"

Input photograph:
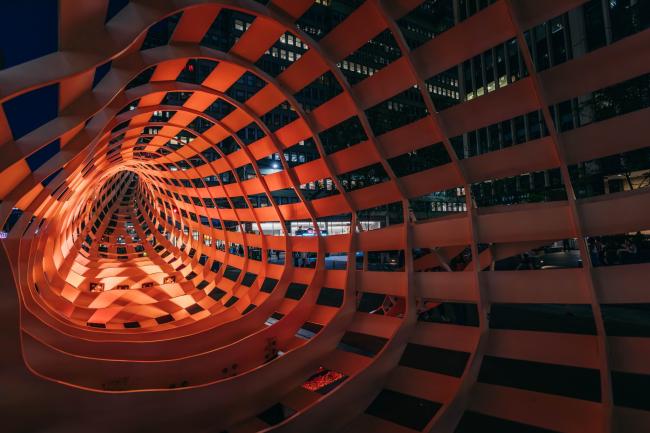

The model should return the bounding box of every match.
[0,1,649,432]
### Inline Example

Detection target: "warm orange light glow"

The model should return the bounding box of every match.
[0,1,648,433]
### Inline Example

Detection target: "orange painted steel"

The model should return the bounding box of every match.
[0,1,649,432]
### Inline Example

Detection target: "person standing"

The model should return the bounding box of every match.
[516,252,534,270]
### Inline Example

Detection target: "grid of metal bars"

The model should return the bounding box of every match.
[0,1,649,432]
